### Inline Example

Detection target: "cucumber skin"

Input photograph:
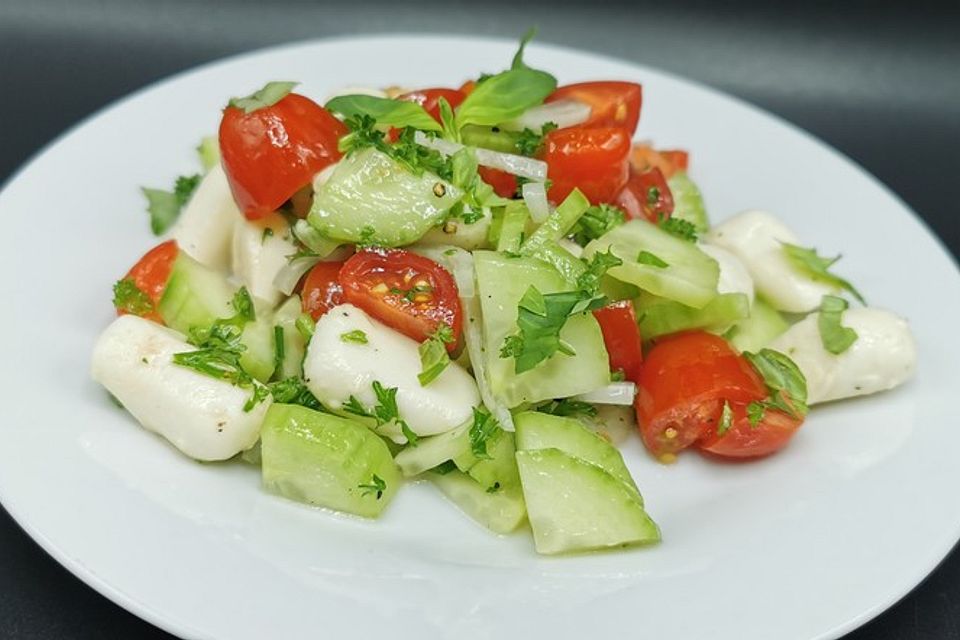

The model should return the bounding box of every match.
[637,292,750,340]
[474,251,610,408]
[516,448,660,555]
[667,171,709,232]
[513,411,641,502]
[430,469,526,534]
[261,404,401,518]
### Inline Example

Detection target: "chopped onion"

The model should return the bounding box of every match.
[292,219,340,258]
[414,131,548,182]
[273,256,320,296]
[500,99,592,132]
[573,382,637,406]
[311,162,339,192]
[522,181,550,223]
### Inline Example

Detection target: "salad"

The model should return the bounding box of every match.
[91,31,917,555]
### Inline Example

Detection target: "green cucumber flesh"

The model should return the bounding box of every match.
[394,421,471,477]
[260,404,401,518]
[516,448,660,555]
[239,313,277,383]
[430,468,526,534]
[667,171,708,232]
[725,296,790,353]
[583,219,719,309]
[637,291,750,339]
[272,296,307,380]
[460,125,521,154]
[158,252,236,334]
[453,429,521,493]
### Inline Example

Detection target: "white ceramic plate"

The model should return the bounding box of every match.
[1,35,958,640]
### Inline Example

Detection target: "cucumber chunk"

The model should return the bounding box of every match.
[516,448,660,555]
[158,252,235,333]
[474,251,610,407]
[514,411,640,502]
[239,312,277,383]
[637,291,750,340]
[453,429,521,493]
[307,147,462,247]
[667,171,708,232]
[726,297,790,353]
[394,421,471,477]
[261,404,401,518]
[430,469,526,534]
[583,219,719,309]
[272,296,308,380]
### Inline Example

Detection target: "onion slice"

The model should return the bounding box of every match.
[500,99,592,132]
[573,382,637,406]
[414,131,547,182]
[273,256,321,296]
[521,181,551,223]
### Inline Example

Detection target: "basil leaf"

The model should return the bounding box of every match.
[325,94,441,132]
[818,295,858,354]
[743,348,809,418]
[455,68,557,130]
[782,243,866,305]
[229,81,298,113]
[511,27,538,70]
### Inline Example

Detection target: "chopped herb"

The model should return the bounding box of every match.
[273,325,285,374]
[357,224,378,247]
[717,400,734,436]
[142,173,201,235]
[743,348,809,420]
[295,313,315,340]
[460,207,485,225]
[469,407,502,459]
[343,395,372,418]
[514,122,558,157]
[818,295,858,355]
[536,398,598,418]
[646,186,661,206]
[346,381,419,445]
[358,473,387,500]
[431,460,458,475]
[486,482,502,494]
[576,249,623,296]
[112,277,154,316]
[637,250,669,268]
[782,243,866,305]
[340,329,369,345]
[417,324,455,386]
[747,401,766,427]
[266,377,323,411]
[569,204,625,246]
[262,227,274,243]
[228,81,298,113]
[400,422,420,447]
[659,217,698,243]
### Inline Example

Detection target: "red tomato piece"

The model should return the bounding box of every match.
[698,401,803,459]
[397,88,466,124]
[547,82,642,135]
[459,80,477,96]
[301,261,345,320]
[592,300,644,383]
[630,144,688,179]
[635,331,766,460]
[117,240,179,323]
[478,166,518,199]
[615,166,674,223]
[339,249,463,353]
[219,93,347,220]
[543,126,631,204]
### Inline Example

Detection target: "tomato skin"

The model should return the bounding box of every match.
[547,82,642,135]
[339,249,463,353]
[615,166,674,223]
[630,144,688,179]
[543,126,631,204]
[397,88,466,123]
[478,166,518,198]
[698,402,803,459]
[219,94,347,220]
[117,240,179,323]
[301,261,345,320]
[592,301,644,383]
[459,80,477,96]
[635,331,766,459]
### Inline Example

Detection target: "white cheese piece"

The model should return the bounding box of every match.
[707,210,837,313]
[303,304,480,442]
[91,315,269,461]
[231,211,298,307]
[768,307,917,404]
[169,165,239,272]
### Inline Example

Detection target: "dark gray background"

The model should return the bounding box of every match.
[1,1,958,638]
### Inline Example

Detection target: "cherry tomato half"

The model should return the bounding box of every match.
[592,300,644,383]
[301,261,345,320]
[543,126,631,204]
[478,166,518,199]
[630,145,689,179]
[397,88,466,124]
[116,240,178,323]
[615,166,674,223]
[635,331,766,460]
[547,82,642,135]
[697,401,803,459]
[339,249,463,353]
[219,93,347,220]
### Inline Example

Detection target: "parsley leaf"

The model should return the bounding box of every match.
[142,173,201,235]
[112,277,154,316]
[340,330,369,345]
[782,243,866,305]
[659,217,698,243]
[743,348,809,420]
[514,122,558,157]
[717,400,734,436]
[228,81,298,113]
[295,313,315,341]
[818,295,858,355]
[273,326,285,374]
[536,398,598,418]
[637,250,669,268]
[325,94,441,132]
[357,474,387,500]
[569,204,625,247]
[346,381,420,445]
[746,401,766,427]
[417,324,454,386]
[266,377,323,411]
[469,407,502,459]
[576,249,623,297]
